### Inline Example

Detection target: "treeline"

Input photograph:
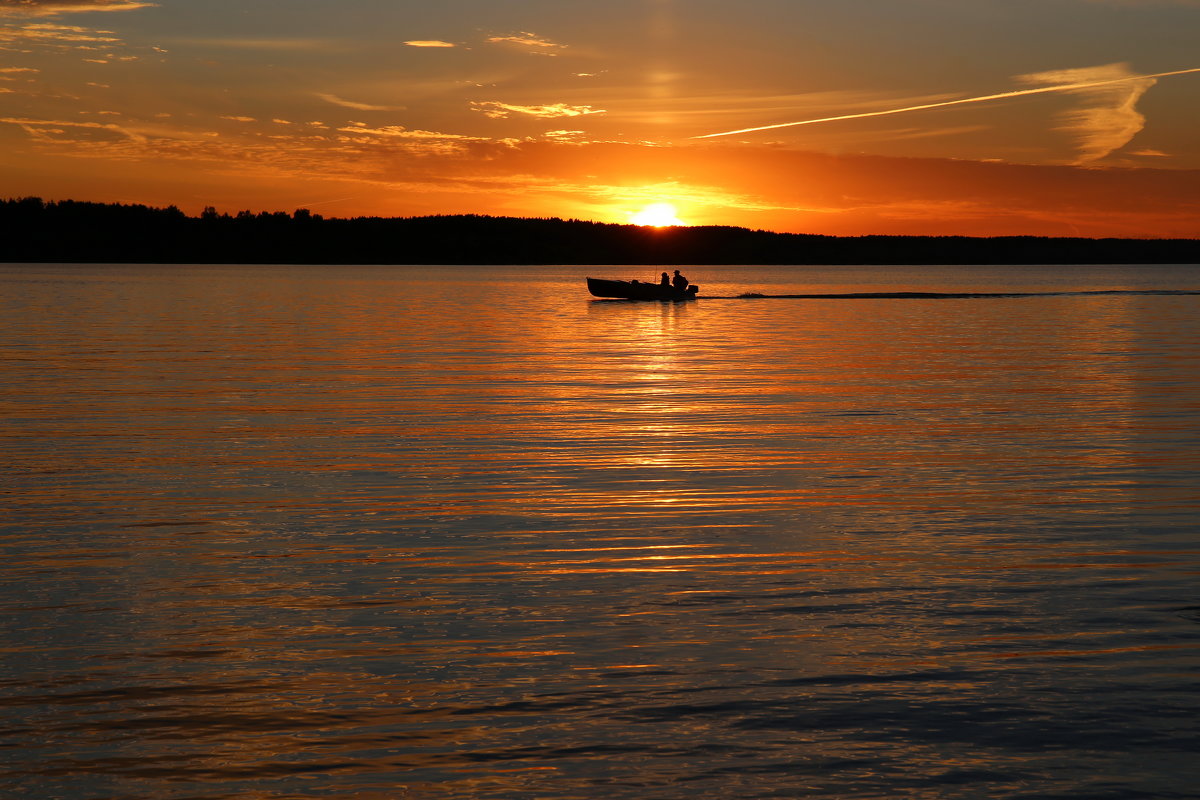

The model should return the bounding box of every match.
[3,197,1198,265]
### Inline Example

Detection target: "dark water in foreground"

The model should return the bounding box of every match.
[2,263,1199,799]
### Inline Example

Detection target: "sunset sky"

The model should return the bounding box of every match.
[2,0,1199,236]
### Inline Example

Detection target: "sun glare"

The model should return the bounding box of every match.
[630,202,686,227]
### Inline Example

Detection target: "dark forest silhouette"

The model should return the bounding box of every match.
[3,197,1198,265]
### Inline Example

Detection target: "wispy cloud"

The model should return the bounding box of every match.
[0,18,144,64]
[694,65,1200,161]
[315,92,402,111]
[471,101,604,119]
[333,124,492,155]
[1,114,143,141]
[485,31,565,54]
[0,0,156,17]
[332,123,496,156]
[167,36,338,51]
[0,21,122,47]
[336,123,488,141]
[403,40,455,48]
[1017,63,1157,163]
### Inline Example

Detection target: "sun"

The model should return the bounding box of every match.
[629,202,686,227]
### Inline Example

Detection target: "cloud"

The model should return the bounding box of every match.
[0,65,38,71]
[1017,63,1157,163]
[0,0,156,17]
[0,21,121,46]
[1,114,143,141]
[327,124,500,156]
[470,101,604,119]
[315,92,401,111]
[168,36,338,51]
[336,123,488,141]
[694,65,1200,163]
[485,31,565,54]
[220,115,255,122]
[403,40,455,48]
[0,18,139,60]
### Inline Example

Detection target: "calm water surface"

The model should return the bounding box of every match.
[2,263,1199,799]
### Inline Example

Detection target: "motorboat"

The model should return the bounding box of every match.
[586,277,699,300]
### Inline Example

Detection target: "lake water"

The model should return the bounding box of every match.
[2,263,1199,799]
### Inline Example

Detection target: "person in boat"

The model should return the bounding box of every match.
[672,270,689,291]
[660,271,670,286]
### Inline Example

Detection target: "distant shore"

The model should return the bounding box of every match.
[3,197,1198,265]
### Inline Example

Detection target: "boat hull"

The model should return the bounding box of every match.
[586,277,699,301]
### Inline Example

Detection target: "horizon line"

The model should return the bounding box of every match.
[4,196,1200,242]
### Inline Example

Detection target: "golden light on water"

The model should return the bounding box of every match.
[629,202,686,227]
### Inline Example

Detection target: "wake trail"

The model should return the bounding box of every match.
[701,289,1200,300]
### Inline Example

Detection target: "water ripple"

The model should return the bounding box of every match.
[2,263,1199,798]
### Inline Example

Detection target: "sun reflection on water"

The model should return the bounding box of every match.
[2,264,1199,798]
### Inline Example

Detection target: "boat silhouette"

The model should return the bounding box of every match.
[586,277,699,300]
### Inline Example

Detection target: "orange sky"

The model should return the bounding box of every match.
[2,0,1199,237]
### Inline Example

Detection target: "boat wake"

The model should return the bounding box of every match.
[710,289,1200,300]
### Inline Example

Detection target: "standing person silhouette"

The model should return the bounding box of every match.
[671,270,689,291]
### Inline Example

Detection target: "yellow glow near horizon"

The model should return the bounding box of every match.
[629,202,686,227]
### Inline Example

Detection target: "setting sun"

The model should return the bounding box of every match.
[629,203,686,227]
[1,0,1197,237]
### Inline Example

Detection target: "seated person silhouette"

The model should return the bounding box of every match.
[671,270,689,291]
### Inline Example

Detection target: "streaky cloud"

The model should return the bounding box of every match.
[168,36,338,51]
[0,0,155,16]
[1,114,144,141]
[336,124,488,141]
[403,40,455,48]
[470,101,604,119]
[694,66,1200,139]
[0,21,122,44]
[316,92,402,111]
[485,31,565,52]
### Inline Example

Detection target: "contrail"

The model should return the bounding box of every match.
[692,67,1200,139]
